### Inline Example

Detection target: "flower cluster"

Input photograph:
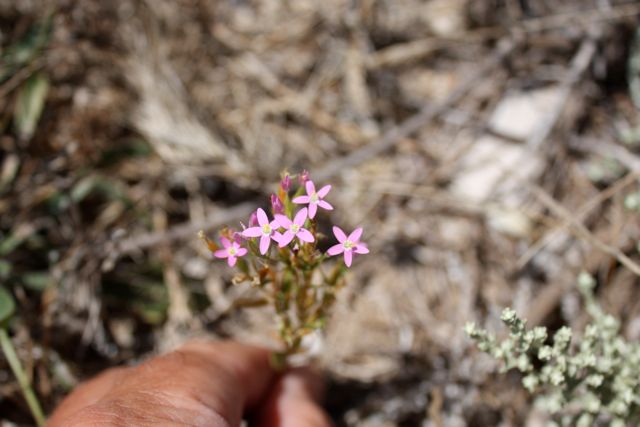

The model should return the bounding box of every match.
[208,173,367,268]
[200,171,368,366]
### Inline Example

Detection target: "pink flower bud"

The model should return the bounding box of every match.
[298,170,310,185]
[231,230,243,243]
[280,174,292,192]
[248,211,259,227]
[271,194,285,215]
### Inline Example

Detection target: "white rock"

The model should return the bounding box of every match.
[423,0,467,37]
[450,135,544,237]
[489,86,562,141]
[486,204,533,238]
[450,135,542,204]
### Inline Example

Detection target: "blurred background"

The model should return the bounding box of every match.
[2,0,640,425]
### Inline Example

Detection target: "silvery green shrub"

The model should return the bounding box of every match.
[466,273,640,427]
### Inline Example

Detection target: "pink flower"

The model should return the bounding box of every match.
[242,208,280,255]
[292,180,333,219]
[213,237,248,267]
[327,226,369,267]
[271,194,284,215]
[274,208,314,247]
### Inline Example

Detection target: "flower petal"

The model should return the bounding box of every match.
[270,220,280,230]
[242,227,262,238]
[333,226,347,243]
[259,235,270,254]
[354,243,369,254]
[348,227,363,242]
[296,228,315,243]
[275,214,292,228]
[236,247,248,257]
[278,231,295,247]
[228,256,237,267]
[318,200,333,210]
[343,250,353,267]
[292,195,310,204]
[327,244,344,256]
[305,180,316,195]
[308,203,317,219]
[317,184,331,198]
[213,249,228,258]
[256,208,269,226]
[293,208,308,226]
[220,237,231,248]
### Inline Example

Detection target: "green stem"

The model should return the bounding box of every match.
[0,328,46,427]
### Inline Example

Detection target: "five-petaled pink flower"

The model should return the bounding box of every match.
[275,208,315,247]
[327,226,369,267]
[242,208,280,255]
[213,237,248,267]
[292,180,333,219]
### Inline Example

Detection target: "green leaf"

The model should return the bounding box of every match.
[21,272,50,291]
[0,233,24,256]
[0,286,15,324]
[70,176,98,203]
[0,260,12,280]
[0,224,36,256]
[98,138,152,166]
[0,154,20,193]
[14,72,49,141]
[0,15,52,83]
[70,175,129,205]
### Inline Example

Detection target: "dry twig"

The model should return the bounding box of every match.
[529,185,640,277]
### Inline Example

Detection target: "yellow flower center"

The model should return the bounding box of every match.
[262,224,272,235]
[291,224,300,233]
[343,240,354,250]
[310,193,319,203]
[228,247,237,256]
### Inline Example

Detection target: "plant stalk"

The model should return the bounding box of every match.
[0,327,46,427]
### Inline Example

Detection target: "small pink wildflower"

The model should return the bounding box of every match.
[292,180,333,219]
[213,237,248,267]
[274,208,314,247]
[242,208,280,255]
[271,194,284,215]
[327,226,369,267]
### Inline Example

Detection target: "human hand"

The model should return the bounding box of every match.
[48,340,332,426]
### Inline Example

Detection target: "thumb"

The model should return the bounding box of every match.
[254,368,334,427]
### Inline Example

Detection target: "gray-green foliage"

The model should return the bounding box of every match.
[465,273,640,427]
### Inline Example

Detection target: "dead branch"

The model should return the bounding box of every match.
[529,185,640,277]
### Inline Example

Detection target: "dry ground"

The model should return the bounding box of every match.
[2,0,640,425]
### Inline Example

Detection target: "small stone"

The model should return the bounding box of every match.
[489,87,562,141]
